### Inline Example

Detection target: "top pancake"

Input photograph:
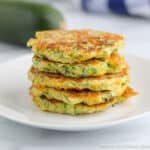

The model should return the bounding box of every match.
[27,29,124,63]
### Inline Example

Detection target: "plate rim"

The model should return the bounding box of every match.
[0,105,150,131]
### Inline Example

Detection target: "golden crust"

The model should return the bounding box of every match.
[31,84,101,98]
[27,29,124,52]
[28,67,130,91]
[32,53,128,78]
[30,66,128,82]
[30,84,129,105]
[123,87,138,97]
[32,95,121,115]
[46,87,137,105]
[34,53,127,66]
[31,87,137,115]
[31,84,127,98]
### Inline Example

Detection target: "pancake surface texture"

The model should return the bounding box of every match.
[32,53,128,77]
[28,67,129,91]
[27,29,124,63]
[30,85,128,105]
[31,88,136,115]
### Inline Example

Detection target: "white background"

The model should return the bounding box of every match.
[0,1,150,149]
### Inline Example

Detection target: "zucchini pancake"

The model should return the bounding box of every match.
[32,53,128,77]
[30,84,128,105]
[31,88,136,115]
[27,29,124,63]
[27,29,137,115]
[28,67,129,91]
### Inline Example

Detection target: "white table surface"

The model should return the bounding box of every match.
[0,2,150,149]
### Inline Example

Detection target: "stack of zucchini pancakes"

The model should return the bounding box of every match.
[27,29,137,115]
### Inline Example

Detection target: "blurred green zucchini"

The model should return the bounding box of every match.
[0,0,65,46]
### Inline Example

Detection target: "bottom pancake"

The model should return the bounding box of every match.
[31,88,137,115]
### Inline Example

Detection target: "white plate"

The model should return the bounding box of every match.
[0,54,148,131]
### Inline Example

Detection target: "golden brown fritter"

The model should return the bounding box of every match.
[32,53,128,77]
[28,67,129,91]
[27,29,124,63]
[30,84,128,105]
[31,87,137,115]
